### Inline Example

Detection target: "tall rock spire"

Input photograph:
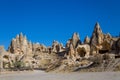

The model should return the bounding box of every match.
[84,36,90,44]
[66,32,81,49]
[72,32,81,48]
[94,22,103,34]
[90,22,104,46]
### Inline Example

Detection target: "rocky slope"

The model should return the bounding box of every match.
[0,22,120,72]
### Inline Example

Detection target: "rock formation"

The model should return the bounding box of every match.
[0,46,15,69]
[90,22,104,46]
[8,33,32,55]
[0,46,4,70]
[115,38,120,54]
[84,36,90,44]
[72,33,81,48]
[89,22,116,56]
[65,33,82,60]
[76,44,90,58]
[0,22,120,72]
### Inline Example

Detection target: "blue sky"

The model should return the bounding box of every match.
[0,0,120,49]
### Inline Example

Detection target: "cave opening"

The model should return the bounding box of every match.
[77,47,86,57]
[99,49,109,54]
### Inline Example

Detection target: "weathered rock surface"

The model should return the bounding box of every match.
[84,36,90,44]
[115,38,120,54]
[90,22,104,46]
[0,22,120,72]
[72,33,81,48]
[76,44,90,58]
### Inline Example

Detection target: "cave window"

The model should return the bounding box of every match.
[77,48,86,57]
[80,51,86,57]
[99,50,109,54]
[3,55,9,59]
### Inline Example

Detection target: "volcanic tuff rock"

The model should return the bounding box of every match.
[84,36,90,44]
[8,33,31,54]
[7,33,51,69]
[115,38,120,54]
[0,46,4,53]
[90,22,104,46]
[76,44,90,58]
[71,32,81,48]
[0,46,16,69]
[51,40,64,53]
[0,46,4,69]
[0,22,120,72]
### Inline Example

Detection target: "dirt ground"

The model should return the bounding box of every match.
[0,70,120,80]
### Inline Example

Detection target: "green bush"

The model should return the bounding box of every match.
[13,61,25,70]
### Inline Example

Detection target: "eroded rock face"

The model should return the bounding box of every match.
[84,36,90,44]
[65,33,82,61]
[50,40,65,54]
[7,33,38,68]
[67,44,76,60]
[76,44,90,58]
[0,46,16,69]
[0,46,4,53]
[52,40,60,53]
[116,38,120,54]
[66,33,81,48]
[1,22,120,72]
[90,23,115,55]
[90,22,104,46]
[8,33,31,55]
[0,46,4,69]
[117,38,120,48]
[72,33,81,48]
